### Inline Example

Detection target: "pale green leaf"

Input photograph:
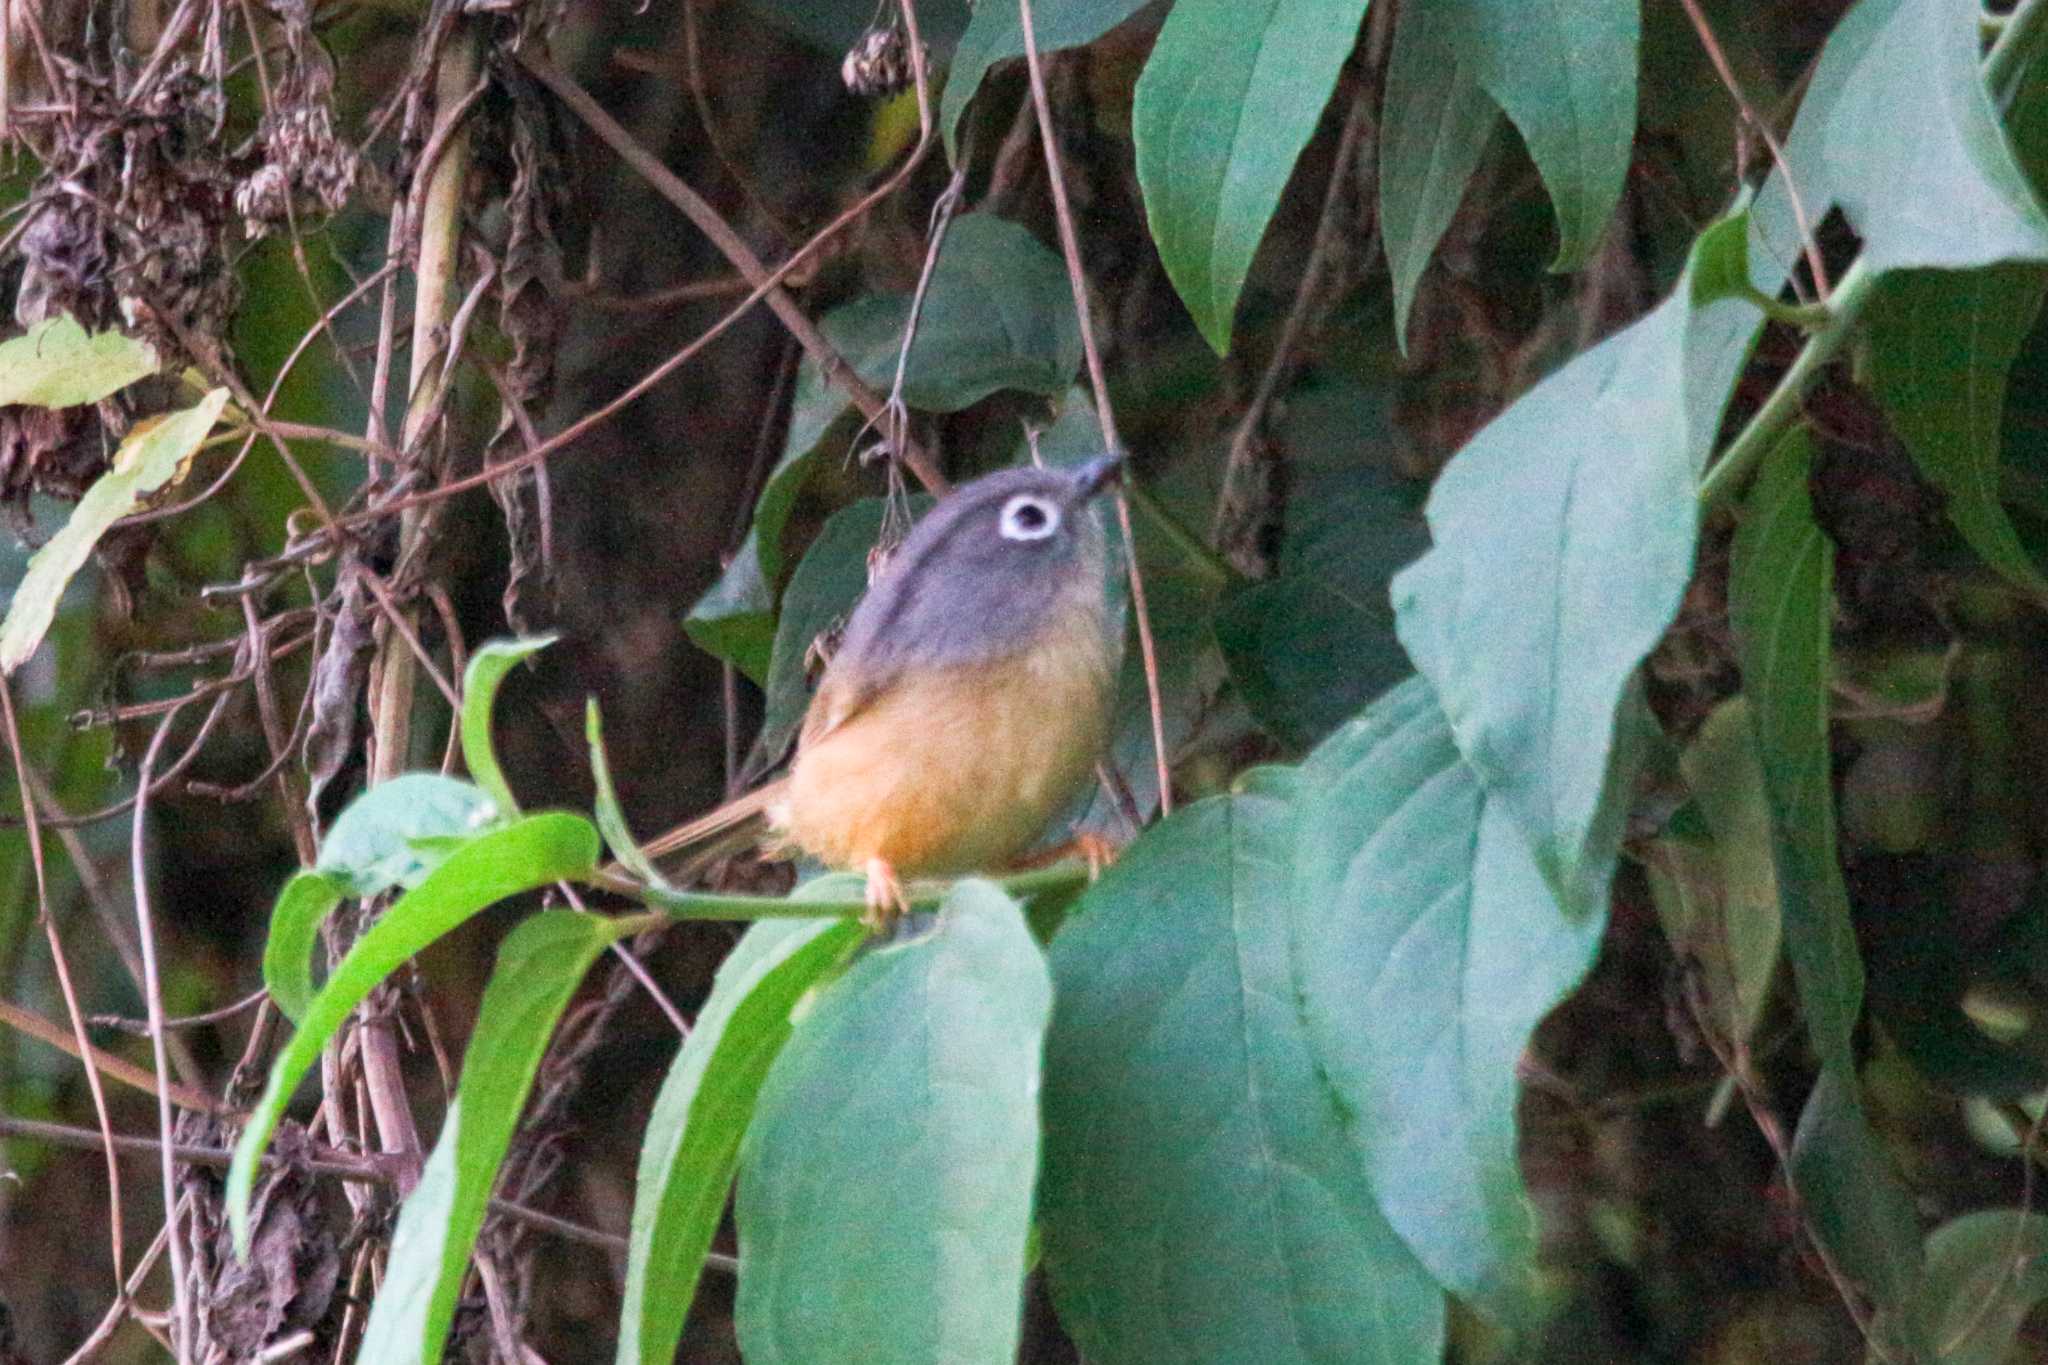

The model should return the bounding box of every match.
[0,315,157,407]
[0,388,228,675]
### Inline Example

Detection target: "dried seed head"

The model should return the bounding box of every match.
[841,24,924,98]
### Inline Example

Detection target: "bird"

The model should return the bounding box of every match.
[643,453,1125,929]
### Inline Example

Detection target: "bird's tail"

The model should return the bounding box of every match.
[635,779,788,872]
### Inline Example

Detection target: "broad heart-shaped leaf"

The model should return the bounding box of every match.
[1728,429,1861,1076]
[0,388,228,675]
[1216,382,1425,750]
[1897,1210,2048,1365]
[460,635,555,815]
[1436,0,1637,271]
[1040,775,1445,1363]
[1788,1070,1926,1360]
[1866,265,2048,596]
[1380,0,1498,351]
[357,909,636,1364]
[1134,0,1370,354]
[227,813,600,1252]
[1750,0,2048,277]
[735,882,1050,1364]
[1391,204,1763,917]
[265,777,502,1023]
[617,916,863,1365]
[941,0,1151,159]
[0,315,157,406]
[1289,676,1602,1318]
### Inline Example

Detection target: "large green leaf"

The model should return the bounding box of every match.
[1788,1070,1926,1359]
[618,915,862,1365]
[1215,384,1424,750]
[227,813,601,1251]
[0,315,158,406]
[1902,1210,2048,1365]
[1390,205,1762,916]
[357,909,635,1364]
[1437,0,1637,271]
[1379,0,1498,350]
[1040,777,1444,1363]
[1752,0,2048,275]
[941,0,1151,159]
[735,882,1050,1363]
[682,529,776,686]
[1727,429,1861,1075]
[1133,0,1370,354]
[0,388,228,674]
[1866,265,2048,595]
[1289,676,1602,1318]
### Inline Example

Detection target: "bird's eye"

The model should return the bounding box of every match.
[999,494,1060,542]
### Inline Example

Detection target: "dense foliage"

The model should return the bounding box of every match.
[5,0,2048,1362]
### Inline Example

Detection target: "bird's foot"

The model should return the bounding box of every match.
[861,857,910,934]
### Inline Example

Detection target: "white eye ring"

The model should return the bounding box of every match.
[999,493,1060,541]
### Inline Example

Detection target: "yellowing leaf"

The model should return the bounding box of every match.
[0,388,229,675]
[0,315,158,408]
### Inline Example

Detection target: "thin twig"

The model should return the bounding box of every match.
[1015,0,1172,815]
[130,709,191,1362]
[0,678,126,1296]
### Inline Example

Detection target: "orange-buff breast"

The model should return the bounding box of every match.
[775,641,1111,878]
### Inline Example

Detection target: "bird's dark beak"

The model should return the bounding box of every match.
[1070,453,1124,500]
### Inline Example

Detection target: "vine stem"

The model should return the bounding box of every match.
[1016,0,1175,816]
[356,14,484,1191]
[1699,0,2048,510]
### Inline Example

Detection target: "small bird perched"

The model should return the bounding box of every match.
[646,454,1125,928]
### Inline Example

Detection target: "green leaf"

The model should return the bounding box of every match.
[1041,778,1445,1362]
[1754,0,2048,275]
[1654,697,1782,1046]
[1728,428,1861,1075]
[1866,265,2048,595]
[1788,1069,1926,1357]
[0,388,229,675]
[586,698,665,887]
[1391,202,1763,916]
[227,812,601,1252]
[1379,0,1498,350]
[260,872,346,1026]
[821,214,1086,410]
[461,635,556,816]
[683,530,777,686]
[1438,0,1638,271]
[1289,676,1601,1318]
[941,0,1151,159]
[317,773,501,893]
[1215,384,1424,749]
[618,917,863,1365]
[358,909,635,1364]
[1903,1210,2048,1365]
[1134,0,1370,353]
[735,882,1050,1364]
[0,315,158,407]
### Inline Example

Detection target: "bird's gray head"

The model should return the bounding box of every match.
[831,455,1121,677]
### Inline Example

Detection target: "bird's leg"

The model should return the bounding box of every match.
[861,856,910,933]
[1010,832,1122,880]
